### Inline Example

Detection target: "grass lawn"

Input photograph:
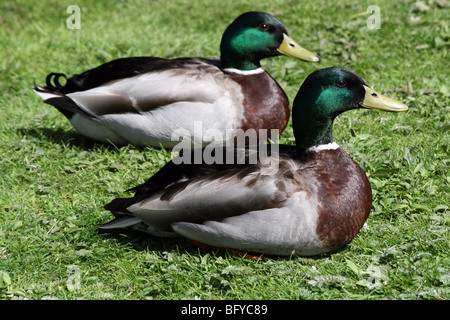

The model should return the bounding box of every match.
[0,0,449,300]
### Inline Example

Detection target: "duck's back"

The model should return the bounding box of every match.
[44,57,222,94]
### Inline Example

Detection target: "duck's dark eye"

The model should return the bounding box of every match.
[258,23,270,31]
[336,79,347,88]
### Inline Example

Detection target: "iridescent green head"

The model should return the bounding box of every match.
[293,67,408,152]
[220,12,320,71]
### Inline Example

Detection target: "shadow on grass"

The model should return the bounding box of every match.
[97,227,338,261]
[17,127,115,150]
[17,126,168,155]
[98,228,221,257]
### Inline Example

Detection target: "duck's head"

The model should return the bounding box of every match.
[220,11,320,71]
[292,67,408,152]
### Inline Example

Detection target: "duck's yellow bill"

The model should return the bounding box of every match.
[361,86,408,112]
[277,33,320,62]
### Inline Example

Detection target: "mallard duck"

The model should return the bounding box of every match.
[33,11,320,148]
[100,67,408,257]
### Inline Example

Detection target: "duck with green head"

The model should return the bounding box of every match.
[33,11,319,148]
[100,67,408,258]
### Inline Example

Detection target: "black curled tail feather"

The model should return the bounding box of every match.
[45,73,69,93]
[33,75,95,119]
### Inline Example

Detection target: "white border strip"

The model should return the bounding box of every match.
[308,142,340,152]
[223,67,265,75]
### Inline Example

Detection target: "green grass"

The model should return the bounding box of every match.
[0,0,449,300]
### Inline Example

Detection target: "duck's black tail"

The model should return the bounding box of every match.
[33,80,94,119]
[43,73,69,93]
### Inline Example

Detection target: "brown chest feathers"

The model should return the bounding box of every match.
[227,71,290,138]
[306,148,372,250]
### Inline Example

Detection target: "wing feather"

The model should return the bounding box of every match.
[103,146,301,234]
[36,57,232,118]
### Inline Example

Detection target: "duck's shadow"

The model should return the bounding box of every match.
[17,127,134,151]
[97,228,338,262]
[98,228,200,255]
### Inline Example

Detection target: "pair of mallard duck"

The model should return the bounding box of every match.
[34,12,407,258]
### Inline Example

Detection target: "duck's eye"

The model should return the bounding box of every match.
[258,23,270,31]
[336,79,347,88]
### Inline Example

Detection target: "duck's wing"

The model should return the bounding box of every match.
[33,57,230,118]
[101,146,300,235]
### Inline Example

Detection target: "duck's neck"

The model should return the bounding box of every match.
[294,119,335,155]
[220,53,261,71]
[220,35,263,71]
[293,101,337,155]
